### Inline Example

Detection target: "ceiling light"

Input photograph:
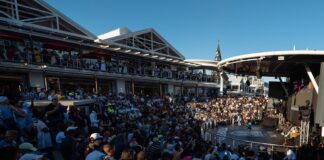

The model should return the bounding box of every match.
[159,57,166,60]
[152,55,158,58]
[124,49,131,53]
[166,58,172,61]
[113,47,121,51]
[134,51,141,55]
[143,53,149,56]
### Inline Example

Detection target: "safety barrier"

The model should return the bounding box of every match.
[205,130,298,159]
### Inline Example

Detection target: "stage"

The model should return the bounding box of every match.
[210,125,285,149]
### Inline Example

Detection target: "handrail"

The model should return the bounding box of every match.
[212,133,298,149]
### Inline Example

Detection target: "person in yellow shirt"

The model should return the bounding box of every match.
[33,48,41,63]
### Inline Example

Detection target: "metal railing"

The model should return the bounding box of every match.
[0,58,217,83]
[206,131,298,159]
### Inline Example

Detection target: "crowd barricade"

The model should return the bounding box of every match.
[26,99,97,114]
[209,132,298,159]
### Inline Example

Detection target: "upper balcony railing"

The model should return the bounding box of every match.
[0,48,218,83]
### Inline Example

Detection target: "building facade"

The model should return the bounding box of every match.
[0,0,221,98]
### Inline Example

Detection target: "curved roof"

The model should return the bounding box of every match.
[185,59,219,69]
[218,50,324,76]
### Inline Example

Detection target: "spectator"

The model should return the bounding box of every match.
[119,148,132,160]
[283,148,296,160]
[103,143,116,160]
[0,130,17,148]
[0,96,16,129]
[61,126,78,160]
[89,110,99,133]
[86,133,105,160]
[45,97,65,128]
[18,142,44,160]
[33,113,52,154]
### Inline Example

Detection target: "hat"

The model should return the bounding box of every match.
[0,96,8,103]
[66,126,78,132]
[19,143,37,151]
[90,133,103,140]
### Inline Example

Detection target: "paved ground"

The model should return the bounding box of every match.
[210,125,285,150]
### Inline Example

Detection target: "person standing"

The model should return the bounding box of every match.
[89,110,99,133]
[103,143,116,160]
[0,96,15,130]
[33,113,52,157]
[61,126,78,160]
[86,133,105,160]
[45,97,65,129]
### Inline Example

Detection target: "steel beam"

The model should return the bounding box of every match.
[304,64,319,94]
[278,77,289,98]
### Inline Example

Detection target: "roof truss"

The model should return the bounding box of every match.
[0,0,95,39]
[107,28,185,60]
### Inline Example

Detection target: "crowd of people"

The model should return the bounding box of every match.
[192,96,266,128]
[1,88,324,159]
[0,41,215,83]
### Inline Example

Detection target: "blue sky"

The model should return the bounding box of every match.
[45,0,324,61]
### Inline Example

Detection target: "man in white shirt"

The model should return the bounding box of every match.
[89,111,99,133]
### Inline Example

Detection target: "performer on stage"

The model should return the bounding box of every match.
[247,118,252,131]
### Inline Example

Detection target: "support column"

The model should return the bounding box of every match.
[220,76,224,96]
[131,80,135,95]
[44,72,48,91]
[196,85,199,97]
[181,84,184,96]
[279,77,289,97]
[116,79,126,94]
[305,64,319,94]
[57,78,61,91]
[95,77,98,94]
[159,83,162,97]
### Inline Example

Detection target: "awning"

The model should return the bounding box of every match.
[43,42,75,51]
[0,32,24,42]
[84,50,112,58]
[218,50,324,77]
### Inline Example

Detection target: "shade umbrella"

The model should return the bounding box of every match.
[84,50,112,58]
[43,41,75,51]
[0,32,24,42]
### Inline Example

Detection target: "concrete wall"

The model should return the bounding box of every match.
[29,71,44,88]
[316,63,324,126]
[288,87,314,124]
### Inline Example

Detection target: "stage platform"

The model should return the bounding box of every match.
[210,125,286,150]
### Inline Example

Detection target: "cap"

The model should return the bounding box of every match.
[19,142,37,151]
[66,126,78,132]
[90,133,103,140]
[0,96,8,103]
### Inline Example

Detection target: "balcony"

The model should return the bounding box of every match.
[0,52,217,84]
